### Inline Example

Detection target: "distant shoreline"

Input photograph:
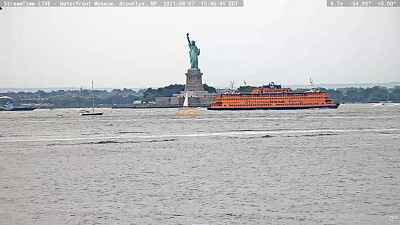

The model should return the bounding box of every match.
[17,102,396,110]
[1,82,399,93]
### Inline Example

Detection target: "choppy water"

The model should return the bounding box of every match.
[0,104,399,225]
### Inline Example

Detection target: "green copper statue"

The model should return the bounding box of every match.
[186,33,200,70]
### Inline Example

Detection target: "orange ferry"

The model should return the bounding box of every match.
[208,82,339,110]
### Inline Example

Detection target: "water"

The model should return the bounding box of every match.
[0,104,399,225]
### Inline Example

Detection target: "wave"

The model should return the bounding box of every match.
[118,131,147,134]
[1,115,399,124]
[1,128,399,144]
[47,138,177,146]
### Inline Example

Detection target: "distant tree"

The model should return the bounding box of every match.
[35,90,49,98]
[58,96,75,107]
[122,88,135,94]
[80,89,90,96]
[238,86,257,93]
[361,86,388,102]
[143,88,159,101]
[137,89,146,95]
[203,84,216,93]
[344,88,361,102]
[56,90,65,95]
[143,84,185,101]
[326,89,344,101]
[161,84,185,97]
[389,86,400,102]
[369,86,388,102]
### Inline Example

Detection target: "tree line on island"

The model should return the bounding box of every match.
[1,84,399,108]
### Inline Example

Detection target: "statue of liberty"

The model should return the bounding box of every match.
[186,33,200,70]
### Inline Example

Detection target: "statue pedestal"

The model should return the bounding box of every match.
[185,69,204,92]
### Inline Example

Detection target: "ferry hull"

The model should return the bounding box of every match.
[208,104,339,110]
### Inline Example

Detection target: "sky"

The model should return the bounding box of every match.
[0,0,399,89]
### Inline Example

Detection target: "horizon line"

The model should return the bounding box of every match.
[0,81,399,91]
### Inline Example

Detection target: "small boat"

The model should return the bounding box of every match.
[373,93,391,106]
[0,103,36,111]
[79,110,103,116]
[374,102,385,106]
[79,81,103,116]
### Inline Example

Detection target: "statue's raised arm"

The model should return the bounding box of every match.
[186,33,191,45]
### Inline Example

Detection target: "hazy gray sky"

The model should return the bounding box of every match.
[1,0,399,89]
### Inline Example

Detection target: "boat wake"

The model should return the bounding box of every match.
[47,138,177,146]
